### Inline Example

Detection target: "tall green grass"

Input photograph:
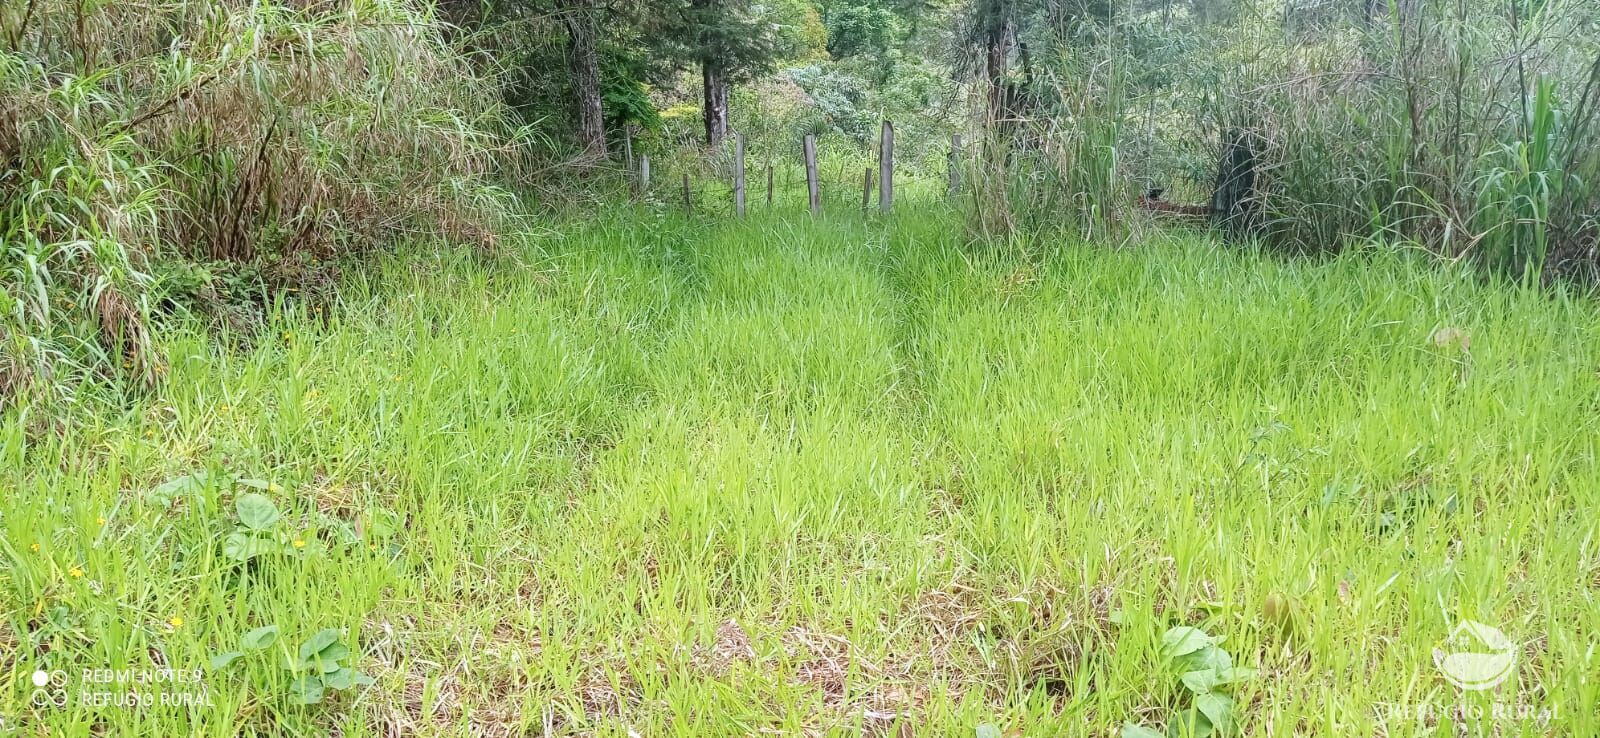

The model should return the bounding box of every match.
[963,34,1132,243]
[3,204,1597,736]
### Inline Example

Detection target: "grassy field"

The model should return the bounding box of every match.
[3,205,1598,737]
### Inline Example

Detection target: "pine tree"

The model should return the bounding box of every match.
[665,0,801,147]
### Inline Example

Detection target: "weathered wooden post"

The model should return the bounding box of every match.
[803,134,820,215]
[948,133,963,197]
[623,125,635,171]
[1211,128,1261,239]
[682,171,692,213]
[878,120,894,213]
[639,155,650,193]
[733,133,747,217]
[862,167,873,211]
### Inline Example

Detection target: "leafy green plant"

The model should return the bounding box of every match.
[209,626,372,705]
[224,491,286,562]
[147,473,214,508]
[284,629,374,705]
[1122,626,1255,738]
[147,472,307,560]
[209,625,281,670]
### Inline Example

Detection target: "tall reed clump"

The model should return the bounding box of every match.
[1217,0,1600,281]
[0,0,521,403]
[965,43,1131,244]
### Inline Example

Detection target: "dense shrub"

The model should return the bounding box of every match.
[969,0,1600,281]
[1224,0,1600,280]
[0,0,518,401]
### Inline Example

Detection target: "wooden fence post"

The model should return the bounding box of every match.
[948,133,963,197]
[639,155,650,193]
[803,134,820,215]
[623,125,634,171]
[1213,128,1262,238]
[878,121,894,213]
[682,172,692,213]
[862,167,873,212]
[733,133,747,217]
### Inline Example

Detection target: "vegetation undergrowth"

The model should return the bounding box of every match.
[1,0,520,404]
[3,202,1597,736]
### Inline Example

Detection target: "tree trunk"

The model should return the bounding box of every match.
[981,0,1011,128]
[562,0,605,157]
[701,61,729,148]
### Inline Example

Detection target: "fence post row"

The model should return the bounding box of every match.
[662,124,926,214]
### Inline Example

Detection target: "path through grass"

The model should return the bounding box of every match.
[4,207,1598,736]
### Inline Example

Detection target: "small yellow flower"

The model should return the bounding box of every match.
[69,566,84,578]
[291,539,306,549]
[220,404,232,413]
[168,616,184,629]
[30,543,40,552]
[97,516,107,526]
